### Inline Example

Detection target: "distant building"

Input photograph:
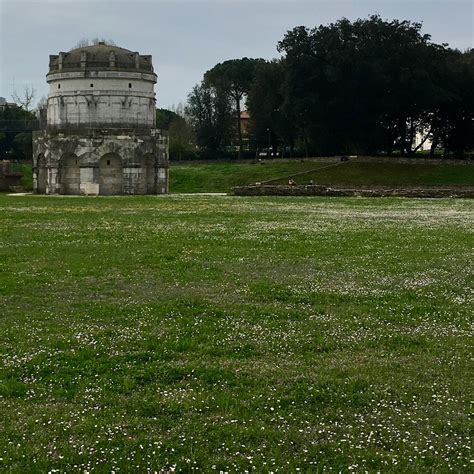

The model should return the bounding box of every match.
[32,42,169,195]
[239,110,251,150]
[240,111,250,135]
[414,130,433,152]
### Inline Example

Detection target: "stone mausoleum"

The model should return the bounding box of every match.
[33,42,169,195]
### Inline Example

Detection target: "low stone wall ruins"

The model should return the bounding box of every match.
[232,185,474,198]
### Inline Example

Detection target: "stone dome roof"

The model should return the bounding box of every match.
[48,42,154,73]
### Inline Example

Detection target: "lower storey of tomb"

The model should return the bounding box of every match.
[32,128,169,195]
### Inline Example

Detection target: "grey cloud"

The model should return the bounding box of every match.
[1,0,472,108]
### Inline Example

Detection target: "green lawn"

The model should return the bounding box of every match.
[170,160,474,192]
[170,160,324,192]
[0,195,472,471]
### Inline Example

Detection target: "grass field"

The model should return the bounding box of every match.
[0,194,472,471]
[170,160,474,192]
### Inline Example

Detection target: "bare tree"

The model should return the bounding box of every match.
[74,38,90,48]
[36,95,48,129]
[72,38,116,49]
[11,85,36,112]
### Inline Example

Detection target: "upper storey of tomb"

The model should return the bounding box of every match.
[47,43,155,78]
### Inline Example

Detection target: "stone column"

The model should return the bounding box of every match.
[47,166,59,194]
[157,167,169,194]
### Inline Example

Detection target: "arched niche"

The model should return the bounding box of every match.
[36,154,47,194]
[59,153,80,194]
[99,153,123,195]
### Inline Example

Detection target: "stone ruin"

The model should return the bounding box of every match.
[33,42,169,195]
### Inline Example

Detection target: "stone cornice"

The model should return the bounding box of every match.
[47,70,157,83]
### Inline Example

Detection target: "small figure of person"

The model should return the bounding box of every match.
[288,178,296,186]
[309,179,314,186]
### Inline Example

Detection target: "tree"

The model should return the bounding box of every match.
[204,58,264,158]
[0,104,37,160]
[186,82,233,153]
[72,38,116,49]
[277,15,443,155]
[169,115,196,161]
[428,47,474,158]
[11,85,36,113]
[36,96,48,129]
[247,60,296,154]
[155,107,196,160]
[156,108,179,130]
[168,105,196,160]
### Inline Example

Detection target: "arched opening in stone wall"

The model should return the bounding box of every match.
[144,154,156,194]
[37,154,47,193]
[59,154,80,194]
[99,153,123,195]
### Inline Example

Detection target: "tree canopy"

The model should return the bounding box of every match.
[203,58,264,157]
[0,104,37,161]
[185,15,473,158]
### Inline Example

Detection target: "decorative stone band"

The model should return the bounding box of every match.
[47,71,157,83]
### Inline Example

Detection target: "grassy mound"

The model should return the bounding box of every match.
[170,160,474,192]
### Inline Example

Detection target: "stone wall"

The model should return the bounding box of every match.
[33,128,169,195]
[232,185,474,198]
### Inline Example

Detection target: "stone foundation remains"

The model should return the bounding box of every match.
[232,185,474,198]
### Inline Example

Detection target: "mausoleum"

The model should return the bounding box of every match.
[33,42,169,195]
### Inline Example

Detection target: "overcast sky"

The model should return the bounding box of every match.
[1,0,472,109]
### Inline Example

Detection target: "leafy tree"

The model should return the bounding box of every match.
[204,58,264,157]
[277,15,448,155]
[156,108,178,130]
[156,107,196,160]
[186,82,233,152]
[185,15,472,158]
[169,105,196,161]
[0,104,37,160]
[247,60,296,154]
[429,47,474,158]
